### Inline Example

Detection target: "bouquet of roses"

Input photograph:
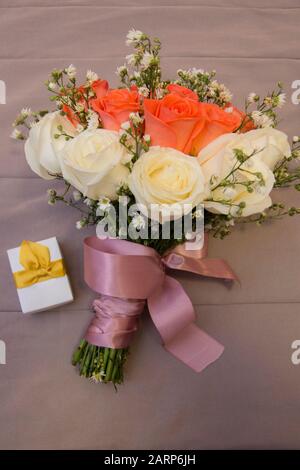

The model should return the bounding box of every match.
[12,29,300,387]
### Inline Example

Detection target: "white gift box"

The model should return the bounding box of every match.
[7,237,74,314]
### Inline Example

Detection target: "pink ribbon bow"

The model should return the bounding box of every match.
[84,236,237,373]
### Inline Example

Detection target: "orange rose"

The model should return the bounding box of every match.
[190,103,242,152]
[91,79,109,99]
[91,88,140,131]
[144,93,207,155]
[166,83,199,101]
[227,104,255,133]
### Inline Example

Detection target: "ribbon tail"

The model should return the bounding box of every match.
[164,254,238,282]
[147,276,224,373]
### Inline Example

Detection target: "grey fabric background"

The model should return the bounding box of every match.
[1,0,300,450]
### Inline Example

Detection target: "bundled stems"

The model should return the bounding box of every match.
[72,339,129,386]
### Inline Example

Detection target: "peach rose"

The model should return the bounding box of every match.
[166,84,199,101]
[227,104,255,133]
[91,79,109,99]
[144,92,242,155]
[190,103,242,153]
[144,93,207,155]
[91,88,140,131]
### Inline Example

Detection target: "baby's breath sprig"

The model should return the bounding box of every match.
[119,112,150,165]
[205,148,266,217]
[273,137,300,189]
[11,108,49,140]
[53,124,74,141]
[236,202,300,226]
[46,179,99,227]
[117,29,162,97]
[46,66,96,128]
[237,82,286,132]
[204,212,235,239]
[205,201,300,239]
[176,68,232,107]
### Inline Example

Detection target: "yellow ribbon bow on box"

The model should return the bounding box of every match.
[13,240,66,289]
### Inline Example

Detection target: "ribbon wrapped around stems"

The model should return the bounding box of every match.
[84,236,237,373]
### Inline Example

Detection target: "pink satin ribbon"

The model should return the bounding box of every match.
[84,236,237,373]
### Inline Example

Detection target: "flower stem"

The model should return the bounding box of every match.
[72,340,129,386]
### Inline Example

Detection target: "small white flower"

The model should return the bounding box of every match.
[121,121,131,131]
[143,134,151,143]
[194,208,203,219]
[87,110,99,131]
[247,92,258,103]
[276,93,286,108]
[126,29,144,46]
[190,67,204,75]
[73,190,82,201]
[116,65,128,76]
[219,87,232,104]
[155,87,165,99]
[251,110,273,128]
[140,52,155,69]
[76,220,84,229]
[97,197,111,214]
[86,70,98,82]
[138,86,149,97]
[10,128,23,140]
[208,81,232,103]
[263,96,273,106]
[20,107,31,118]
[293,136,299,143]
[131,214,146,230]
[90,374,102,383]
[48,82,57,91]
[129,112,143,126]
[65,64,76,79]
[126,54,137,66]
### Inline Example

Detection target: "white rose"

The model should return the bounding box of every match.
[59,129,129,200]
[25,111,75,179]
[240,127,291,169]
[198,132,281,217]
[129,146,206,222]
